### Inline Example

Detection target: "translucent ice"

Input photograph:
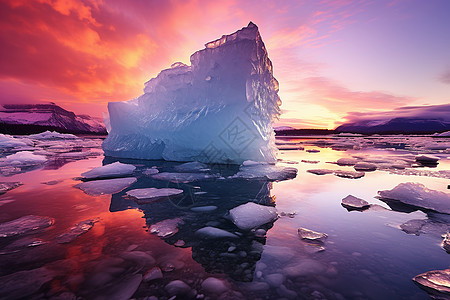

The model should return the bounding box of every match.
[150,218,184,238]
[378,182,450,214]
[0,134,32,148]
[81,162,136,179]
[413,269,450,296]
[28,131,78,140]
[229,202,277,230]
[230,163,297,181]
[0,215,54,238]
[126,188,183,201]
[1,151,47,167]
[56,219,96,244]
[0,181,22,194]
[103,22,280,164]
[74,177,137,196]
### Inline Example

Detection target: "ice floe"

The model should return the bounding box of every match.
[298,228,328,243]
[81,161,136,179]
[0,215,54,238]
[442,233,450,252]
[230,163,297,181]
[149,218,184,238]
[354,162,377,171]
[307,169,334,175]
[152,172,218,183]
[126,188,183,202]
[56,219,96,244]
[378,182,450,214]
[74,177,137,196]
[334,170,365,179]
[0,181,22,194]
[0,134,32,148]
[413,269,450,297]
[1,151,47,167]
[29,131,78,140]
[336,158,358,166]
[229,202,277,230]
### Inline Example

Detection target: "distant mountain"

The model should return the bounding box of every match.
[0,103,107,135]
[274,126,296,131]
[335,117,450,135]
[275,128,336,136]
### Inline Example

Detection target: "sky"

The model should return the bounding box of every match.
[0,0,449,129]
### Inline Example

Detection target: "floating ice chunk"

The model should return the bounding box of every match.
[341,195,370,211]
[354,162,377,171]
[0,215,54,238]
[74,177,137,196]
[413,269,450,296]
[434,131,450,137]
[0,237,47,255]
[0,134,32,148]
[201,277,228,294]
[334,170,365,179]
[126,188,183,202]
[229,202,277,230]
[150,218,184,238]
[143,168,159,176]
[195,226,238,239]
[0,181,22,194]
[174,161,209,172]
[442,233,450,252]
[307,169,334,175]
[152,172,218,183]
[378,182,450,214]
[230,164,297,181]
[399,219,427,235]
[298,227,328,243]
[29,131,78,140]
[415,154,439,164]
[56,219,96,244]
[81,162,136,179]
[103,23,280,164]
[190,205,218,212]
[336,158,358,166]
[1,151,47,166]
[306,149,320,153]
[0,267,56,299]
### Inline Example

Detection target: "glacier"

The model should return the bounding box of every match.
[103,22,281,164]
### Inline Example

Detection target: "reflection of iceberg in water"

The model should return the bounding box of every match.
[106,157,277,282]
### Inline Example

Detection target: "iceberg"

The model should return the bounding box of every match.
[103,22,281,164]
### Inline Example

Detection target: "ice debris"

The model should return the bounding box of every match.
[56,219,96,244]
[74,177,137,196]
[378,182,450,214]
[413,269,450,297]
[298,228,328,243]
[29,131,78,140]
[354,162,377,171]
[229,202,277,230]
[341,195,370,211]
[334,170,365,179]
[149,218,184,238]
[0,181,22,194]
[81,161,136,179]
[415,154,440,164]
[1,151,46,166]
[307,169,334,175]
[126,188,183,202]
[152,172,218,183]
[0,215,54,238]
[442,233,450,252]
[0,134,32,148]
[143,168,159,176]
[230,163,297,181]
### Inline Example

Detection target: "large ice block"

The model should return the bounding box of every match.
[103,22,281,164]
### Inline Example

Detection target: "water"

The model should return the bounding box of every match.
[0,135,449,299]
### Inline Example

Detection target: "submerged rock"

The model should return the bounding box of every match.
[341,195,370,211]
[0,182,23,195]
[195,226,238,239]
[144,267,163,282]
[201,277,228,294]
[229,202,277,230]
[0,215,54,238]
[413,269,450,297]
[378,182,450,214]
[56,219,96,244]
[165,280,192,296]
[74,177,137,196]
[81,161,136,179]
[0,237,47,255]
[400,219,427,235]
[298,227,328,243]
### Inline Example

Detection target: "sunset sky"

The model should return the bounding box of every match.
[0,0,449,129]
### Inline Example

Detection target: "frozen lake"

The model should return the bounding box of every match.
[0,133,449,299]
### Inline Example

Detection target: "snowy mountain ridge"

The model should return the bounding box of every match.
[0,103,106,135]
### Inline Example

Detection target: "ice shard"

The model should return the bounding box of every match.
[103,22,281,164]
